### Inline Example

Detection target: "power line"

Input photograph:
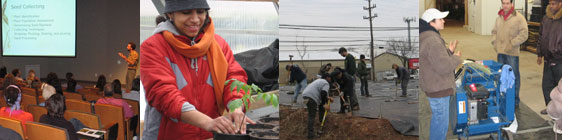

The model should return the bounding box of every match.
[280,26,418,31]
[279,35,419,39]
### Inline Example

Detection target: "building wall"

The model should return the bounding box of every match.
[279,60,372,85]
[374,53,406,73]
[278,54,405,85]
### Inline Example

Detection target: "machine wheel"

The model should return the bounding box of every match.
[501,129,514,140]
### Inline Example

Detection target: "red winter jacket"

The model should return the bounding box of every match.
[140,28,247,140]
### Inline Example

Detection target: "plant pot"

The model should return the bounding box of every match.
[249,131,279,140]
[213,132,249,140]
[257,117,279,126]
[247,123,275,133]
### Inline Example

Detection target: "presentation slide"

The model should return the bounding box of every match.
[2,0,76,57]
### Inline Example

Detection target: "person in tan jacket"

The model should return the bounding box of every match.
[420,8,462,140]
[491,0,529,107]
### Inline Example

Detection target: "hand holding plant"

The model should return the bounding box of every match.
[224,79,279,134]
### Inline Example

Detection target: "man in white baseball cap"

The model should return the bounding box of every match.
[419,8,462,140]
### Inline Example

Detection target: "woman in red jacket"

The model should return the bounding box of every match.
[140,0,254,139]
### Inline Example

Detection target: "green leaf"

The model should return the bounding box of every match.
[233,80,244,94]
[228,99,243,112]
[271,94,279,107]
[249,96,255,103]
[251,84,263,93]
[264,93,271,105]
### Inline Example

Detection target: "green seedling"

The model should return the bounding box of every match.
[225,79,279,133]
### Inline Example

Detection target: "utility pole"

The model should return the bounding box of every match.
[403,17,416,67]
[363,0,377,82]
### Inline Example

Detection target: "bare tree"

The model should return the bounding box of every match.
[295,36,308,73]
[386,38,418,67]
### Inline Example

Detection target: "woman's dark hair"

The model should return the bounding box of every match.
[11,69,20,76]
[46,72,63,94]
[4,85,20,106]
[96,75,106,91]
[45,94,65,118]
[103,84,113,97]
[156,15,166,25]
[131,76,140,92]
[112,79,122,95]
[0,66,7,78]
[128,42,136,50]
[2,74,17,90]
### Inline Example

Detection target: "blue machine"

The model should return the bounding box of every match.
[454,60,515,140]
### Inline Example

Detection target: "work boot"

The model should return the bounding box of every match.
[400,94,407,97]
[541,109,548,115]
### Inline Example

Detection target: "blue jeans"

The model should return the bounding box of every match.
[293,79,307,102]
[497,54,520,105]
[429,96,450,140]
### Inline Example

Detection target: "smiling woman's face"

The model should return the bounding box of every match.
[167,9,207,38]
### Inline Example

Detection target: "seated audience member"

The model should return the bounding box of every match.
[11,69,23,82]
[123,76,140,101]
[1,74,17,90]
[112,79,123,95]
[0,125,23,140]
[39,84,56,106]
[39,94,78,140]
[0,85,33,132]
[45,72,63,95]
[25,70,40,88]
[95,75,106,92]
[0,66,6,78]
[65,72,77,93]
[97,84,134,119]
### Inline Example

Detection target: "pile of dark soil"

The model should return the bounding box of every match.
[280,105,417,140]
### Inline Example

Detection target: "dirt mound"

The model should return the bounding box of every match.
[280,105,417,140]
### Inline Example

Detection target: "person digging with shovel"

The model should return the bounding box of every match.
[392,64,410,97]
[302,73,333,139]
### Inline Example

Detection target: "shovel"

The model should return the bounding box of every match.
[318,100,331,134]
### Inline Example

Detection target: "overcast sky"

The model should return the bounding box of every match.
[280,0,419,60]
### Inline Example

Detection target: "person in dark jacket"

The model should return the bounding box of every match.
[358,55,370,97]
[286,64,307,103]
[40,94,78,140]
[318,63,332,76]
[65,72,77,93]
[392,64,410,97]
[332,69,359,113]
[538,0,562,115]
[338,47,357,78]
[338,47,359,105]
[0,66,6,79]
